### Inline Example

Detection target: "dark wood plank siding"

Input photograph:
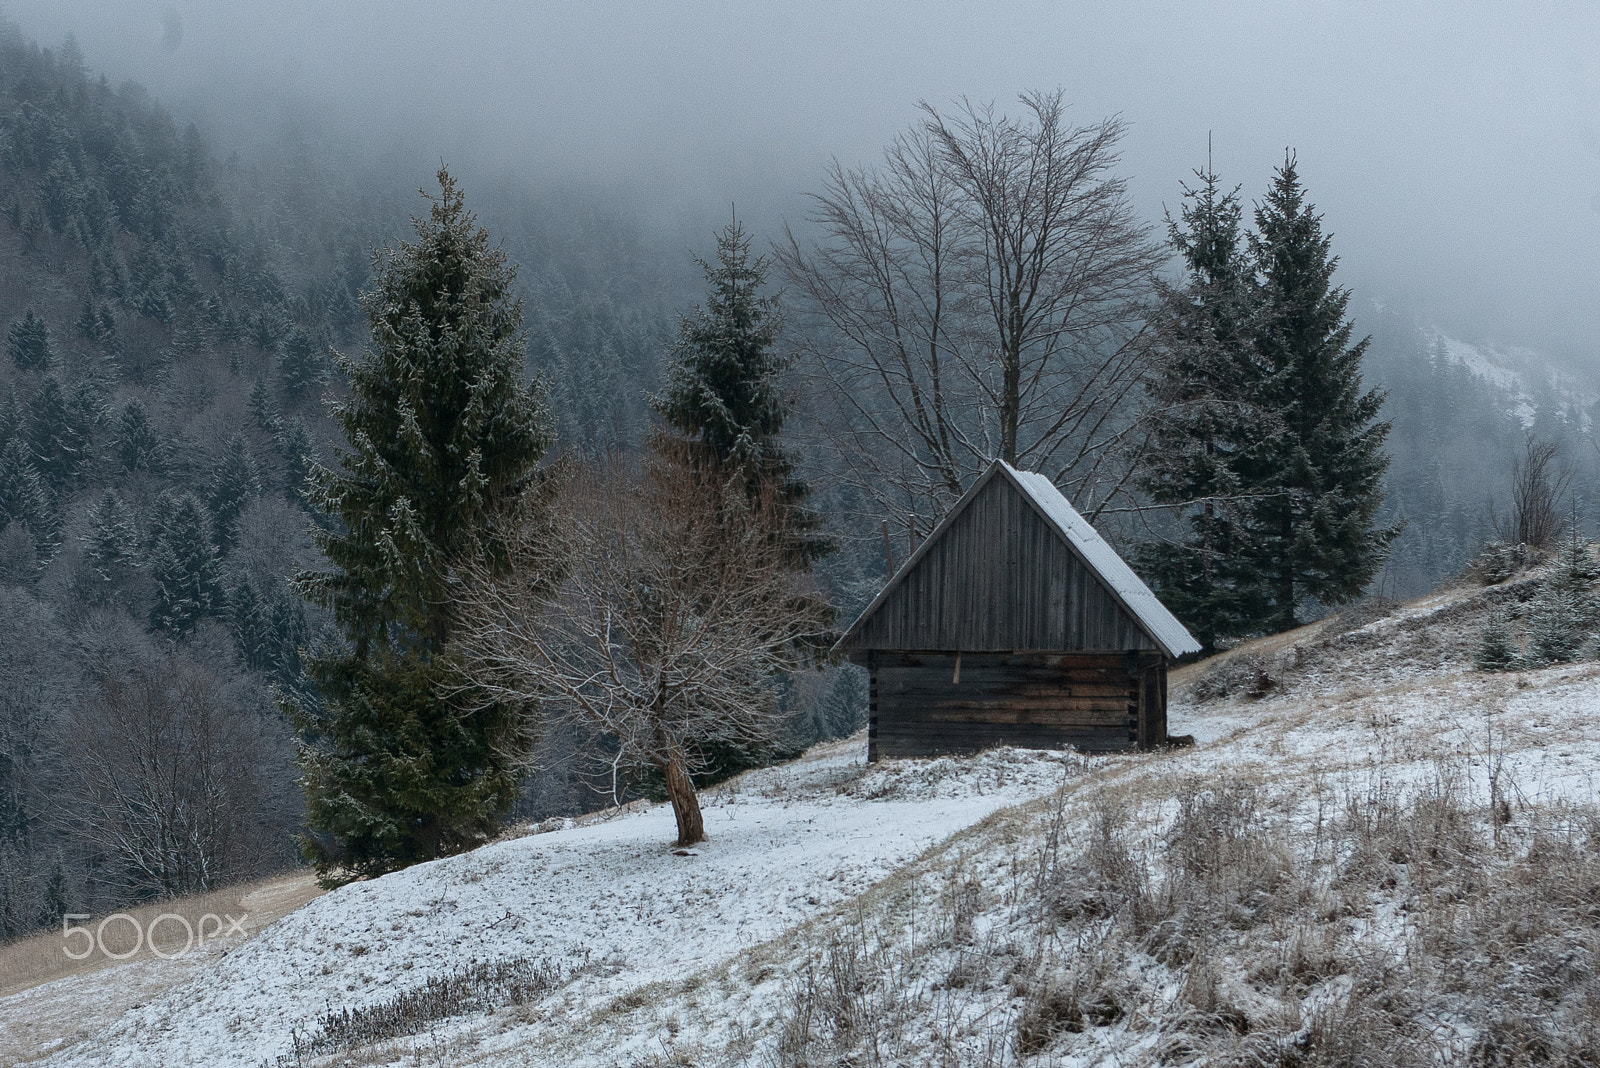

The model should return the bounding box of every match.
[852,476,1156,653]
[871,652,1155,757]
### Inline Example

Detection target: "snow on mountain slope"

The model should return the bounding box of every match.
[1423,325,1599,428]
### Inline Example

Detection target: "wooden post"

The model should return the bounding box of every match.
[881,520,894,574]
[867,652,880,763]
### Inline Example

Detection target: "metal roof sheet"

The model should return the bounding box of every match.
[1002,462,1202,658]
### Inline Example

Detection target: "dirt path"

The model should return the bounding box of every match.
[0,872,323,1065]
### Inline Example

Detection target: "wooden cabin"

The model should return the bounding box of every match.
[834,460,1202,761]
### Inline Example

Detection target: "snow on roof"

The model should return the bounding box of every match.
[1001,461,1202,658]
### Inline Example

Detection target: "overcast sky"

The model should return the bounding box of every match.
[8,0,1600,357]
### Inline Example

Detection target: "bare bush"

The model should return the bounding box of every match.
[766,767,1600,1067]
[288,956,562,1060]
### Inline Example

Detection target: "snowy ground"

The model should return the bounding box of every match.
[12,740,1081,1067]
[9,576,1600,1066]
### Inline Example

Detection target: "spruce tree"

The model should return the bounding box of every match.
[1550,525,1599,592]
[279,325,327,402]
[1242,155,1398,630]
[113,397,163,473]
[7,310,51,371]
[1525,525,1599,665]
[25,377,94,488]
[652,219,830,569]
[1138,162,1270,650]
[83,488,139,583]
[275,416,315,501]
[0,439,55,554]
[248,375,280,432]
[229,574,276,671]
[1474,613,1519,672]
[290,169,549,882]
[207,432,261,553]
[148,493,223,637]
[1527,587,1587,665]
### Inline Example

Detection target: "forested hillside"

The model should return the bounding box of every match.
[1367,308,1600,599]
[0,23,696,937]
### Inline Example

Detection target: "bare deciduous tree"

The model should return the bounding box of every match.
[779,89,1164,528]
[456,451,831,846]
[1510,435,1570,549]
[65,656,279,897]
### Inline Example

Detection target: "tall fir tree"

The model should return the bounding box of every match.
[279,325,328,402]
[83,488,139,584]
[1242,155,1398,629]
[290,169,550,883]
[0,438,56,554]
[652,219,830,570]
[1138,162,1270,650]
[25,377,95,489]
[275,416,316,502]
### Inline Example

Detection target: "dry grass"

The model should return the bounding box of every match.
[282,956,563,1064]
[763,760,1600,1068]
[0,871,323,999]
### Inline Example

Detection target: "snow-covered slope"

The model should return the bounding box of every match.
[14,741,1078,1067]
[10,574,1600,1067]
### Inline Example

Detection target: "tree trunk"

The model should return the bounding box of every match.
[662,752,705,846]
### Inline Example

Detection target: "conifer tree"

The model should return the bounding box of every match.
[113,397,163,473]
[275,416,315,501]
[248,375,280,432]
[1475,613,1519,672]
[279,325,327,402]
[1241,155,1398,630]
[1550,524,1599,591]
[207,432,260,553]
[148,493,223,637]
[0,439,56,553]
[7,311,51,371]
[1138,162,1269,650]
[229,574,276,671]
[25,377,94,488]
[652,219,830,570]
[84,488,139,583]
[290,169,550,882]
[1524,524,1599,665]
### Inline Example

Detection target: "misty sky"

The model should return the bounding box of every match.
[9,0,1600,358]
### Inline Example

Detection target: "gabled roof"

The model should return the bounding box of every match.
[835,460,1202,659]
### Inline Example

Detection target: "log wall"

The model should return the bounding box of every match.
[866,651,1167,761]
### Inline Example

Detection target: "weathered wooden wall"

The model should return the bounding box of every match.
[850,475,1158,654]
[866,651,1167,760]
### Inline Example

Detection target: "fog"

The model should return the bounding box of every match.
[10,0,1600,357]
